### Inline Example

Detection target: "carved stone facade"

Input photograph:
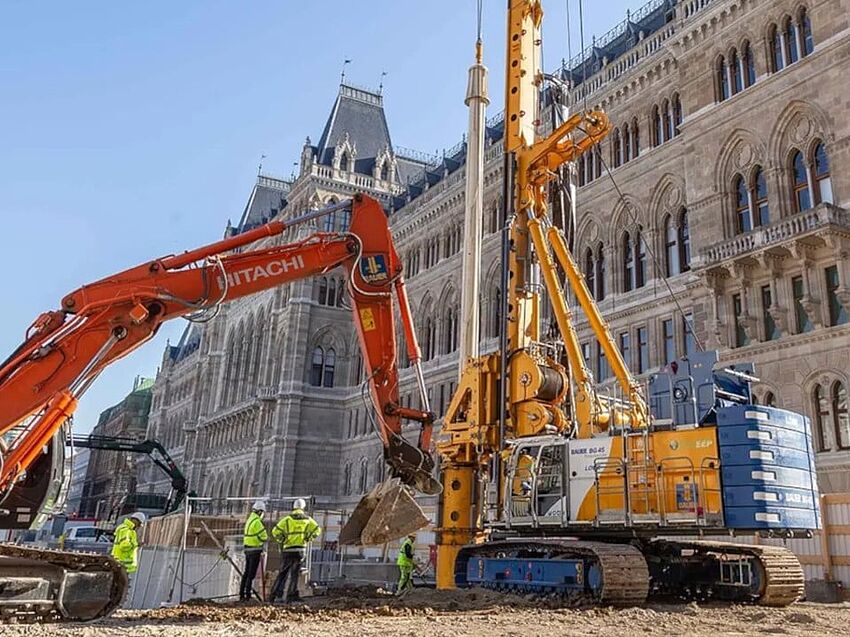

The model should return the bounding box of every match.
[79,380,153,519]
[139,0,850,508]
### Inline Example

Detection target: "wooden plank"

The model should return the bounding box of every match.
[820,494,832,579]
[827,524,850,534]
[145,512,245,548]
[796,554,850,566]
[823,493,850,505]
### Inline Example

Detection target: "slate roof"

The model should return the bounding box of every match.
[396,155,428,185]
[389,0,674,212]
[561,0,676,87]
[222,1,676,229]
[316,84,394,175]
[167,323,202,363]
[236,177,291,234]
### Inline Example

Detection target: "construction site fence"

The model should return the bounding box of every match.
[126,496,435,609]
[127,542,427,609]
[126,493,850,607]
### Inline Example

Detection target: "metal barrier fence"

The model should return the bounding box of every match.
[129,493,850,606]
[126,495,434,608]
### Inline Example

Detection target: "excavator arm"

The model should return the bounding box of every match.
[0,193,435,622]
[68,434,188,514]
[0,192,435,503]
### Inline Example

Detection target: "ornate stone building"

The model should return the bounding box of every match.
[79,378,153,520]
[139,0,850,515]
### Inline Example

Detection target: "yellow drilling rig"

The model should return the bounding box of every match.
[434,0,818,606]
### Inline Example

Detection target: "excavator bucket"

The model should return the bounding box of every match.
[339,478,429,545]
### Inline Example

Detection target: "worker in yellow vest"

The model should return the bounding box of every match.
[240,500,269,601]
[269,498,320,603]
[396,532,416,596]
[111,512,145,574]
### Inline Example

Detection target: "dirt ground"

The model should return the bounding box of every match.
[5,587,850,637]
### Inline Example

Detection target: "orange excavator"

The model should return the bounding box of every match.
[0,193,438,621]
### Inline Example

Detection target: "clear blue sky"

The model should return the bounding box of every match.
[0,0,634,433]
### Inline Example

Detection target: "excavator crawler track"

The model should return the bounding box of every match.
[455,539,650,606]
[0,543,128,623]
[645,539,804,607]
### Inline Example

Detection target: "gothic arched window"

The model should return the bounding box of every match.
[833,381,850,450]
[623,232,634,292]
[585,248,596,298]
[800,8,814,56]
[672,94,683,136]
[769,24,784,72]
[490,287,502,338]
[622,125,631,163]
[317,277,328,305]
[343,462,352,495]
[631,118,640,157]
[652,105,663,147]
[730,49,742,95]
[783,16,799,65]
[679,209,691,272]
[423,317,435,360]
[814,384,830,451]
[717,56,729,102]
[734,174,751,234]
[323,348,336,387]
[358,458,369,494]
[612,129,622,168]
[595,243,606,300]
[791,150,812,212]
[635,228,647,288]
[339,208,351,231]
[309,347,323,386]
[742,41,756,88]
[753,167,770,226]
[813,141,833,205]
[443,307,458,354]
[665,215,679,277]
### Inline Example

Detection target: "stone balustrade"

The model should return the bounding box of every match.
[700,204,850,266]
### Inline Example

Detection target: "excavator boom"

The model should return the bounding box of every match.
[0,193,436,621]
[68,434,189,515]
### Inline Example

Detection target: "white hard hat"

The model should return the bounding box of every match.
[129,512,146,525]
[293,498,307,510]
[252,500,267,512]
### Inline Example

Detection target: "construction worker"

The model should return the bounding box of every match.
[111,511,145,574]
[269,498,320,603]
[240,500,268,602]
[396,532,416,596]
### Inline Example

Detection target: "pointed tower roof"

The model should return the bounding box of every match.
[236,175,290,233]
[315,84,394,174]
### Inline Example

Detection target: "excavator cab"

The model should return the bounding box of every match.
[0,427,68,531]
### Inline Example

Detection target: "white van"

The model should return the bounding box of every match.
[64,526,108,543]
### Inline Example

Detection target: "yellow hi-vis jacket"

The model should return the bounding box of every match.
[271,509,320,550]
[111,519,139,573]
[397,537,415,568]
[243,511,268,549]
